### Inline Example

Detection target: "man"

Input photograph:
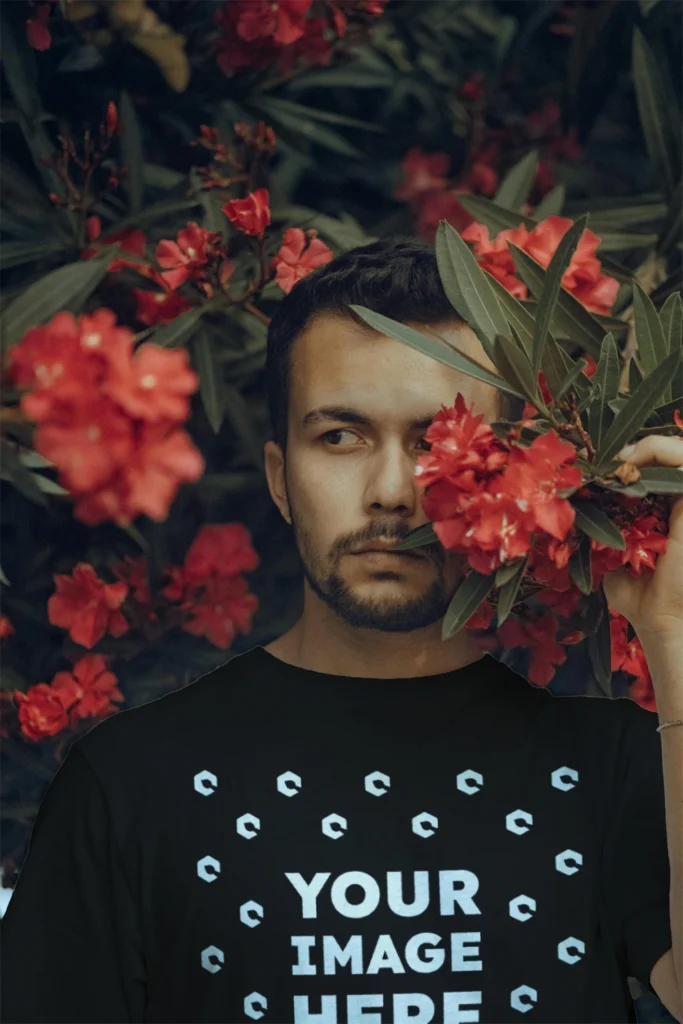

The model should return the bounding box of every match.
[1,238,681,1024]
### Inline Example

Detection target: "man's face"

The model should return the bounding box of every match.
[265,314,500,633]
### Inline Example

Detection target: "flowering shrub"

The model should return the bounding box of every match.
[0,102,340,785]
[462,217,619,315]
[353,216,682,706]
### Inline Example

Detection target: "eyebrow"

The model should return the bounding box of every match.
[301,406,436,431]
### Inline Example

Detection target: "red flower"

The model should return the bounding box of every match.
[26,2,52,50]
[523,216,618,315]
[0,614,14,639]
[8,309,132,397]
[155,223,216,291]
[609,609,656,710]
[48,563,129,649]
[417,395,580,576]
[105,102,119,135]
[415,191,473,242]
[14,684,70,741]
[675,409,683,432]
[465,162,498,197]
[74,424,205,527]
[235,0,312,44]
[104,344,199,423]
[394,149,450,201]
[281,17,333,71]
[461,221,530,299]
[51,654,124,724]
[528,532,575,593]
[180,574,259,649]
[215,23,280,75]
[133,289,193,326]
[222,189,271,237]
[501,430,582,539]
[113,555,152,607]
[272,228,333,294]
[462,216,618,315]
[591,513,667,587]
[35,398,135,493]
[82,227,152,276]
[460,73,485,102]
[183,523,260,584]
[497,610,566,686]
[86,216,102,241]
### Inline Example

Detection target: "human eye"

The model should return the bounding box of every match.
[320,428,363,447]
[417,436,432,452]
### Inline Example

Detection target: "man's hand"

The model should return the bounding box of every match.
[602,434,683,641]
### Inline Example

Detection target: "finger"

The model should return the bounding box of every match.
[618,435,683,467]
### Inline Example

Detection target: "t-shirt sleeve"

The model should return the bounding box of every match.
[602,700,673,996]
[1,743,146,1023]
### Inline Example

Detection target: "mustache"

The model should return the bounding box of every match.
[333,524,445,567]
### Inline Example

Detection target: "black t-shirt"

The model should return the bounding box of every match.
[1,646,672,1024]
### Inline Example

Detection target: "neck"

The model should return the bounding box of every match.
[265,585,487,679]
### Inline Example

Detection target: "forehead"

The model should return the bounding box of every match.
[289,313,499,427]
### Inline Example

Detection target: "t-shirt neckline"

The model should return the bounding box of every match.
[251,644,503,689]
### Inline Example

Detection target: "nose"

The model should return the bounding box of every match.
[363,442,421,518]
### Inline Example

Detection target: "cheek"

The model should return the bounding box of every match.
[287,456,352,534]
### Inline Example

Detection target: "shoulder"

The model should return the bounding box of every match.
[73,646,263,781]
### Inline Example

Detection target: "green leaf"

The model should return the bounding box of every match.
[596,232,658,252]
[637,466,683,494]
[531,215,588,376]
[539,327,593,405]
[569,535,593,594]
[0,6,41,120]
[222,383,264,470]
[0,445,47,506]
[151,306,205,348]
[250,98,363,158]
[195,334,223,433]
[586,202,668,233]
[572,501,625,550]
[588,333,620,450]
[495,558,527,587]
[349,306,524,399]
[588,588,613,696]
[657,292,682,405]
[554,358,589,400]
[119,91,144,215]
[659,291,682,355]
[633,283,668,376]
[496,557,527,625]
[534,185,566,219]
[632,28,681,198]
[509,244,605,358]
[442,570,496,640]
[657,181,682,256]
[394,523,439,551]
[595,348,681,468]
[493,334,539,404]
[435,221,511,362]
[485,273,535,356]
[249,96,385,133]
[494,150,539,211]
[454,194,535,236]
[654,397,683,422]
[0,250,115,351]
[0,237,70,271]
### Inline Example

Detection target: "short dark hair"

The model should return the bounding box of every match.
[265,235,524,451]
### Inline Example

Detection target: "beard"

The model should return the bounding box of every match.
[290,506,456,633]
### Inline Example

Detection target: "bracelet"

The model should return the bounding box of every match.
[656,719,683,733]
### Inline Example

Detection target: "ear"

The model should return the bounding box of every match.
[264,439,291,524]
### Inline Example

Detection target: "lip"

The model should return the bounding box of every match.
[351,547,424,559]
